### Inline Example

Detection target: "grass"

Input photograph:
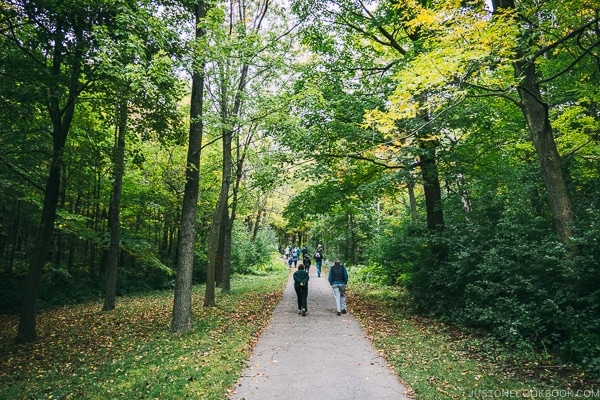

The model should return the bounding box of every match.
[2,263,598,400]
[0,265,289,400]
[348,285,599,399]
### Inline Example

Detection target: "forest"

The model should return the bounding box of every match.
[1,0,599,382]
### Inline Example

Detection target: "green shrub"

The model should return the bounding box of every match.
[38,266,100,307]
[402,215,600,378]
[231,222,279,275]
[351,263,392,285]
[0,273,25,313]
[366,223,428,286]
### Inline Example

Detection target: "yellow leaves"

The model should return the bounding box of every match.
[362,6,521,136]
[404,8,441,35]
[363,101,417,136]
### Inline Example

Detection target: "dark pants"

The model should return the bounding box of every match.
[294,284,308,311]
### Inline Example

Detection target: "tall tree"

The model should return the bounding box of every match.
[205,1,251,304]
[103,101,128,311]
[490,0,590,244]
[289,0,447,232]
[205,0,292,301]
[1,0,117,343]
[377,0,599,243]
[172,0,207,333]
[98,0,185,311]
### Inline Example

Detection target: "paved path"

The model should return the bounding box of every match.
[229,264,413,400]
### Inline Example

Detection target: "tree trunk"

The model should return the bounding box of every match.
[407,178,418,225]
[103,101,127,312]
[206,127,232,303]
[205,65,233,305]
[171,1,206,333]
[222,134,248,293]
[204,212,218,305]
[251,209,262,243]
[208,49,250,297]
[16,34,80,343]
[251,196,266,243]
[492,0,575,245]
[221,205,232,293]
[215,224,225,288]
[17,149,63,343]
[8,201,21,273]
[205,172,228,306]
[514,60,575,244]
[418,138,444,231]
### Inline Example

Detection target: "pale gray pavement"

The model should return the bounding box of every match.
[228,262,413,400]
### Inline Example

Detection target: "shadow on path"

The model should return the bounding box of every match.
[228,262,413,400]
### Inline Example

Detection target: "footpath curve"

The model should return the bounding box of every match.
[228,262,413,400]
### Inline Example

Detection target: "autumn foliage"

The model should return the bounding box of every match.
[0,273,287,399]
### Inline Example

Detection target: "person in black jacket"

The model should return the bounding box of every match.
[293,264,309,316]
[302,253,312,275]
[328,259,348,316]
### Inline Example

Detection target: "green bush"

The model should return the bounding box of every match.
[231,222,279,275]
[351,263,392,285]
[39,266,100,307]
[397,214,600,378]
[0,273,25,313]
[365,223,428,286]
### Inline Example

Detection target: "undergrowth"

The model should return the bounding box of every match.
[349,285,599,399]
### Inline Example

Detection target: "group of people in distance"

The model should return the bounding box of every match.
[285,245,324,276]
[286,244,348,317]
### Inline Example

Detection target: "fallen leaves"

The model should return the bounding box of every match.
[0,271,288,399]
[348,286,598,399]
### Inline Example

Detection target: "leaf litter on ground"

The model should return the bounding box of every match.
[348,285,598,400]
[2,269,597,399]
[0,270,288,400]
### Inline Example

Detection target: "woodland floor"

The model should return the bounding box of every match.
[0,269,598,399]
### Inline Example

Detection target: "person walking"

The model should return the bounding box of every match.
[293,264,309,316]
[302,253,312,275]
[292,246,299,268]
[328,259,348,316]
[313,246,323,277]
[301,246,308,257]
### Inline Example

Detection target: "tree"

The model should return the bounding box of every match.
[370,0,599,244]
[96,0,185,311]
[172,0,207,333]
[1,0,121,343]
[490,0,594,245]
[287,0,447,233]
[204,0,297,301]
[103,101,128,312]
